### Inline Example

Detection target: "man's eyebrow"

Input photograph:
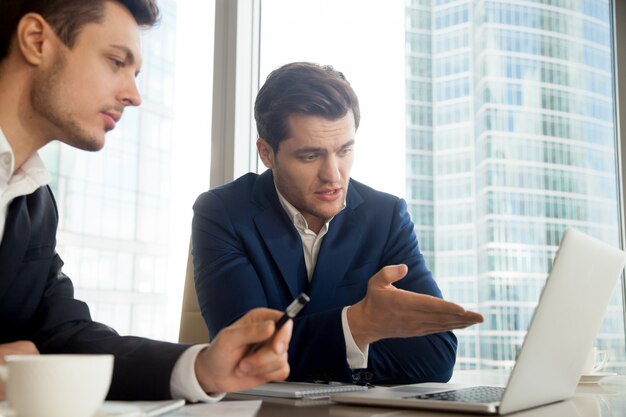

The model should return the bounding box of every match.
[295,147,325,154]
[340,140,356,149]
[295,140,355,154]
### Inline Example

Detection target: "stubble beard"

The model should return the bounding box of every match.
[298,191,346,226]
[30,53,104,152]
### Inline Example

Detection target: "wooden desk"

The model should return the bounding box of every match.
[227,371,626,416]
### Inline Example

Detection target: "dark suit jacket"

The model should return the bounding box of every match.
[192,170,457,384]
[0,185,188,400]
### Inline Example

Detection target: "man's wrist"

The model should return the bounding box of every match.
[342,307,369,369]
[194,346,219,394]
[171,344,224,403]
[347,301,374,349]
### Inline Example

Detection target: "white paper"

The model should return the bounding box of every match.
[170,400,262,417]
[96,400,185,417]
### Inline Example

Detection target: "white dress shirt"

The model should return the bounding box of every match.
[0,128,221,402]
[275,186,369,369]
[0,130,51,242]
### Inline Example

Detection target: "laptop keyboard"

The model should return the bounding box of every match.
[404,386,505,404]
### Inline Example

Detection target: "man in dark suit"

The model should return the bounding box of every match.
[192,62,483,384]
[0,0,292,402]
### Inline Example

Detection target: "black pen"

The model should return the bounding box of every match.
[249,292,310,353]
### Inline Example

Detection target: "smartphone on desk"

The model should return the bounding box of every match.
[249,292,310,353]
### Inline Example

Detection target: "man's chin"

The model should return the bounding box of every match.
[315,204,345,220]
[61,135,106,152]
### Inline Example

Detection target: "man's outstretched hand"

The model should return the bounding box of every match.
[348,264,483,350]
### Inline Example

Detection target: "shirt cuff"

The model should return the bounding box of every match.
[341,306,369,369]
[170,344,226,403]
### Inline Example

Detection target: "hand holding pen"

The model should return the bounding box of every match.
[195,293,310,392]
[194,307,295,393]
[249,293,310,354]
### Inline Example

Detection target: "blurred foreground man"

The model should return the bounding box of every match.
[0,0,292,402]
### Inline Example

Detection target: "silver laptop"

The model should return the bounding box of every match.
[332,228,626,415]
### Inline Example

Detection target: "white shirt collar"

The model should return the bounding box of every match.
[0,127,51,243]
[0,127,51,192]
[0,128,15,188]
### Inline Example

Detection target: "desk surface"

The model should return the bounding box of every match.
[227,371,626,417]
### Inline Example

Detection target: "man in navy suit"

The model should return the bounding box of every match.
[0,0,292,402]
[192,62,483,384]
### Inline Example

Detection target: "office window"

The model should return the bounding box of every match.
[258,0,625,372]
[39,0,214,341]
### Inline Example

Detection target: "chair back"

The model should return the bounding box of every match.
[178,241,210,343]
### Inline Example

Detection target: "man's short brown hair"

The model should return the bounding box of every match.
[0,0,160,61]
[254,62,361,152]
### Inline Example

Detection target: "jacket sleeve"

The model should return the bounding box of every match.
[32,252,190,400]
[3,187,190,400]
[364,197,457,384]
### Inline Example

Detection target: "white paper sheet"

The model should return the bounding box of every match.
[170,400,262,417]
[96,400,185,417]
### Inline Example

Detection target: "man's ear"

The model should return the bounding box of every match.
[16,13,53,66]
[257,138,275,169]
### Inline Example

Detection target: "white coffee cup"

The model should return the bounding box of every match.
[581,347,608,375]
[0,354,113,417]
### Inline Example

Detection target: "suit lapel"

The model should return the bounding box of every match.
[0,196,31,298]
[307,184,365,310]
[253,171,308,299]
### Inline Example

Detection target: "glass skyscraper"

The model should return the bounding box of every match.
[406,0,623,370]
[40,0,178,340]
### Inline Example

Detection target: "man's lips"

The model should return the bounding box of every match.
[314,188,343,201]
[102,111,122,131]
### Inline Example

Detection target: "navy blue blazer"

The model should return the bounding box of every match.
[0,186,188,400]
[192,170,457,384]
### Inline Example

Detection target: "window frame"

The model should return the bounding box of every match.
[209,0,261,188]
[613,0,626,328]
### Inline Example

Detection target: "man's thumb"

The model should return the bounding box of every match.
[372,264,408,286]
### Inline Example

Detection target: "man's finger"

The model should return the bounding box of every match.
[238,351,289,377]
[270,319,293,355]
[462,311,484,322]
[0,341,39,364]
[392,291,467,315]
[237,308,283,325]
[218,320,276,348]
[249,361,291,382]
[401,312,482,327]
[371,264,409,287]
[235,362,291,387]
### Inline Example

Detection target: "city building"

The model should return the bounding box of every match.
[405,0,622,370]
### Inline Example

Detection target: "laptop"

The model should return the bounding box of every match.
[332,228,626,415]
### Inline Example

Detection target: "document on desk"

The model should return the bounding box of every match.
[1,399,262,417]
[95,399,185,417]
[171,401,262,417]
[0,401,185,417]
[237,381,369,399]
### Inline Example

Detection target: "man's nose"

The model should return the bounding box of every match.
[320,155,341,182]
[120,77,142,107]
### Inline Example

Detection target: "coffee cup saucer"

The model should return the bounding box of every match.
[578,372,617,384]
